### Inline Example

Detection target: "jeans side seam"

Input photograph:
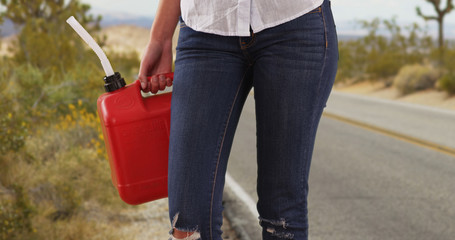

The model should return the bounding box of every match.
[208,70,248,240]
[297,1,330,223]
[317,3,329,96]
[321,6,328,49]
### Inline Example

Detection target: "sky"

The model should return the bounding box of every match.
[82,0,455,37]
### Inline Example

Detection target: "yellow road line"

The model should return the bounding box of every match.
[323,112,455,158]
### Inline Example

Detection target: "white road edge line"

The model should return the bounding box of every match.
[225,172,259,218]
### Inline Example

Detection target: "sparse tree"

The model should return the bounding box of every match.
[0,0,102,74]
[0,0,99,28]
[416,0,454,63]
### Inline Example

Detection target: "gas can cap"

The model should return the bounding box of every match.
[103,72,126,92]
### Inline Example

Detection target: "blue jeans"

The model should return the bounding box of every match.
[168,0,338,239]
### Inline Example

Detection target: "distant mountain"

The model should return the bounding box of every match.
[335,19,455,40]
[338,35,363,41]
[0,18,16,37]
[0,14,154,37]
[3,13,455,40]
[99,13,154,28]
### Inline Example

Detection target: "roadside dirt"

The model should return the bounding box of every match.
[334,81,455,111]
[85,198,238,240]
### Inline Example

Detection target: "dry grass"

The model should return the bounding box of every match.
[0,100,174,239]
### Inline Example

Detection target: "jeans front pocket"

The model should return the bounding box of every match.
[307,6,322,15]
[179,16,187,29]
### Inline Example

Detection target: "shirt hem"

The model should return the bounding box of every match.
[251,1,324,34]
[181,23,252,37]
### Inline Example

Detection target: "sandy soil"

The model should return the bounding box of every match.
[334,81,455,111]
[99,24,179,59]
[99,25,150,56]
[0,35,14,56]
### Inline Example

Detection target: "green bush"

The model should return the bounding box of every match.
[438,72,455,95]
[393,64,440,95]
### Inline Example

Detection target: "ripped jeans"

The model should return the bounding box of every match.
[168,0,338,239]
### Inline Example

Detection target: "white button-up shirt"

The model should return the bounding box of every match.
[181,0,324,36]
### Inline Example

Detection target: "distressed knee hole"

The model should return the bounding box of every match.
[260,217,295,239]
[169,212,201,240]
[266,227,294,239]
[169,231,201,240]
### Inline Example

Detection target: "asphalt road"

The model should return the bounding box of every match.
[325,92,455,150]
[224,92,455,240]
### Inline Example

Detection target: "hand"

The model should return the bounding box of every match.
[138,39,173,94]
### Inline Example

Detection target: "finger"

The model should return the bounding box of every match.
[151,76,159,94]
[141,76,150,93]
[166,77,173,87]
[159,75,166,91]
[138,74,148,90]
[145,80,151,93]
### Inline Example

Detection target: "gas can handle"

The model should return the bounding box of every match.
[144,72,174,92]
[146,72,174,82]
[136,72,174,96]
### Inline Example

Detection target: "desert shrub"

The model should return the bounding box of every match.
[109,51,141,81]
[1,52,139,128]
[0,2,146,239]
[337,18,434,83]
[0,101,128,239]
[0,185,35,240]
[1,0,102,79]
[438,72,455,95]
[0,112,27,154]
[25,102,117,205]
[393,64,440,95]
[336,40,366,82]
[436,44,455,95]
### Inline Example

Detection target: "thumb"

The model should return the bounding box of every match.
[137,74,148,91]
[140,77,147,90]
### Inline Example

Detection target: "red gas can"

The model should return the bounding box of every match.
[97,72,173,205]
